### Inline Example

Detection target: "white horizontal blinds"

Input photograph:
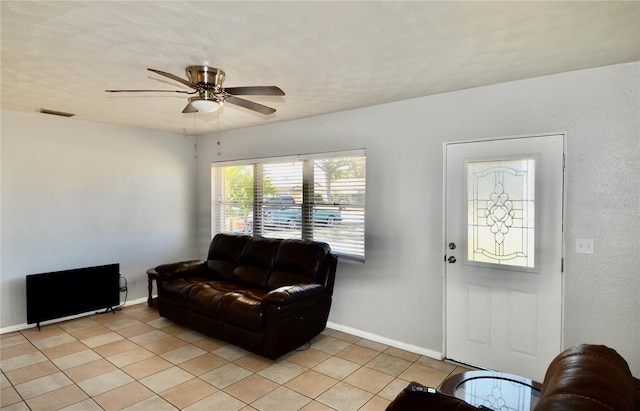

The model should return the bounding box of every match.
[302,159,314,239]
[215,164,254,234]
[211,167,221,235]
[260,161,302,236]
[253,163,263,236]
[311,156,366,258]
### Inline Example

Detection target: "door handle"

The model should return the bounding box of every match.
[448,256,457,264]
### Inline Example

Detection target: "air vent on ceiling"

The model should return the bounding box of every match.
[38,108,75,117]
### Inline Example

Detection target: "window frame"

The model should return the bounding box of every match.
[211,149,366,261]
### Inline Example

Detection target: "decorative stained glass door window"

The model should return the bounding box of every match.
[465,157,537,270]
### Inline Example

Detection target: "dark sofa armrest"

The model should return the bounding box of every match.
[261,284,325,306]
[634,377,640,411]
[537,344,637,411]
[155,260,206,280]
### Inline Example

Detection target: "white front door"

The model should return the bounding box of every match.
[445,134,564,382]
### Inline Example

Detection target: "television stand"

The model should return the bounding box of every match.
[97,306,117,315]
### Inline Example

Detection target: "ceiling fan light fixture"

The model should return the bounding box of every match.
[108,66,282,115]
[191,99,220,113]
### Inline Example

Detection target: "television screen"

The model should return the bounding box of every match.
[26,263,120,326]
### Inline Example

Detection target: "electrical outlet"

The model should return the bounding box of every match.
[576,238,594,254]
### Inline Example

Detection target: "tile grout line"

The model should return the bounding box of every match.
[2,305,468,411]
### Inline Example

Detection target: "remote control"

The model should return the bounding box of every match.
[404,384,437,396]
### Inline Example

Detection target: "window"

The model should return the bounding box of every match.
[465,157,536,269]
[211,150,366,260]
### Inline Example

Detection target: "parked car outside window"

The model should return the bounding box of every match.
[245,195,342,231]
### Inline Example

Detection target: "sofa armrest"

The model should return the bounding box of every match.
[155,260,206,280]
[261,284,325,306]
[634,376,640,411]
[537,344,637,411]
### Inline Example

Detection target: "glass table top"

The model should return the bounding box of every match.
[441,370,542,411]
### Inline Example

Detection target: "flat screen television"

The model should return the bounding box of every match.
[26,263,120,328]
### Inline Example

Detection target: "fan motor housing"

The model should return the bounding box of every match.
[186,66,225,89]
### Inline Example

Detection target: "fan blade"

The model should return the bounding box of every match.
[147,68,196,88]
[225,86,285,96]
[182,102,197,113]
[226,96,276,115]
[105,89,192,93]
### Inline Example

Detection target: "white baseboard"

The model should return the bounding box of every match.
[0,297,148,335]
[326,321,443,361]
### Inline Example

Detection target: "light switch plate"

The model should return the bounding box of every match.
[576,238,594,254]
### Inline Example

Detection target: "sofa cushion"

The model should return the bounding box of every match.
[159,277,210,308]
[219,290,268,332]
[268,239,330,290]
[186,283,230,318]
[206,260,236,280]
[208,234,250,261]
[186,280,249,316]
[232,237,280,288]
[205,280,247,293]
[206,234,250,280]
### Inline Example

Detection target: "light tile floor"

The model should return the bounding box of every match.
[0,304,470,411]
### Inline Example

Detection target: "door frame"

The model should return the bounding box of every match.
[441,132,566,366]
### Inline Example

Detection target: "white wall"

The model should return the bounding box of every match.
[196,62,640,376]
[1,111,197,329]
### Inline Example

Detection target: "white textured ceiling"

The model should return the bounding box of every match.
[2,1,639,136]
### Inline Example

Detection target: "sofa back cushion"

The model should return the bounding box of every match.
[232,237,280,288]
[206,261,236,280]
[267,239,331,290]
[207,234,250,280]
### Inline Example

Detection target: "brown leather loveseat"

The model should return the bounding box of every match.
[387,344,640,410]
[148,233,337,359]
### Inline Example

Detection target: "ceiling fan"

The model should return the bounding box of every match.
[106,66,284,115]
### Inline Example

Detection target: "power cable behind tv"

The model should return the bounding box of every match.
[117,275,128,310]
